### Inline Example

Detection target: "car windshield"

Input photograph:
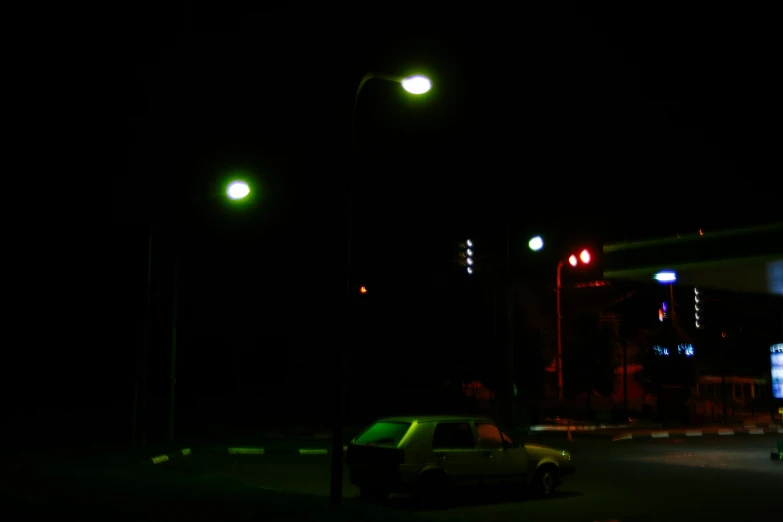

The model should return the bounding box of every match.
[355,421,411,446]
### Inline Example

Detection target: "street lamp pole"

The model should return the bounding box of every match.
[331,72,432,506]
[556,259,565,401]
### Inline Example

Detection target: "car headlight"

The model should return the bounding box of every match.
[561,450,571,461]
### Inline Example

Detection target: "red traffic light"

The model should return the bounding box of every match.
[579,249,591,264]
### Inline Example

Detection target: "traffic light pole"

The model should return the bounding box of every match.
[505,225,516,429]
[556,259,565,401]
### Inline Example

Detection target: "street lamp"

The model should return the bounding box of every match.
[331,71,432,506]
[556,249,591,401]
[528,236,544,252]
[227,180,250,200]
[654,270,677,321]
[401,75,432,94]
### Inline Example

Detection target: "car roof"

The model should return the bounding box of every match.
[376,415,494,424]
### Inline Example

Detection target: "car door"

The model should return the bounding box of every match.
[431,421,485,485]
[475,422,527,484]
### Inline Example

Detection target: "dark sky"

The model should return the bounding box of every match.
[110,7,781,422]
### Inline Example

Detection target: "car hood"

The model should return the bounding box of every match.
[523,443,568,459]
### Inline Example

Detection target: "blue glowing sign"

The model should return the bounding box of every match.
[772,344,783,399]
[653,343,694,357]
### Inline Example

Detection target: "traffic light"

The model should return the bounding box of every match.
[359,286,367,294]
[568,248,591,268]
[459,239,474,274]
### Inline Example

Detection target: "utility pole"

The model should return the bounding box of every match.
[556,260,565,401]
[505,225,516,430]
[135,225,153,448]
[622,336,628,417]
[169,234,179,444]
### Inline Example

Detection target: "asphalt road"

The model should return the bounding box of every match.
[165,435,782,522]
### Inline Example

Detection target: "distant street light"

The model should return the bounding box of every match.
[528,236,544,252]
[227,180,250,200]
[654,270,677,283]
[654,271,678,322]
[556,248,592,401]
[331,70,433,506]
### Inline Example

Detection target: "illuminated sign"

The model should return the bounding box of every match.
[772,344,783,399]
[653,343,694,357]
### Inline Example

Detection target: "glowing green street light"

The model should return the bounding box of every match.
[401,75,431,94]
[227,180,250,200]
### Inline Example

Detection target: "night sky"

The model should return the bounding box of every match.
[107,7,781,442]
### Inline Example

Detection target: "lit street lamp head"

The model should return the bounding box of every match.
[528,236,544,251]
[401,75,431,94]
[227,180,250,200]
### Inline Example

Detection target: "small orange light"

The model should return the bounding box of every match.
[579,249,591,264]
[359,286,367,294]
[699,228,704,235]
[568,255,578,267]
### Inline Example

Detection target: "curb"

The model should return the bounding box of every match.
[529,422,777,432]
[147,445,347,463]
[221,447,333,456]
[146,448,192,465]
[612,427,783,441]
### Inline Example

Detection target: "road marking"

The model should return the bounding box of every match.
[612,433,632,441]
[651,431,669,438]
[299,448,328,455]
[748,428,764,434]
[777,428,783,433]
[181,448,191,455]
[150,454,169,464]
[685,431,702,436]
[718,429,734,435]
[228,448,265,454]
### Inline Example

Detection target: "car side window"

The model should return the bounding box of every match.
[476,423,504,449]
[432,422,476,449]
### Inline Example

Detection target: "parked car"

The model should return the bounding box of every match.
[345,415,574,502]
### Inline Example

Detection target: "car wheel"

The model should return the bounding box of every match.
[532,465,558,497]
[359,486,389,503]
[416,471,447,505]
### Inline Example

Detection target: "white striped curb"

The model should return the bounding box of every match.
[614,427,782,440]
[225,447,331,455]
[530,422,777,433]
[149,448,191,464]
